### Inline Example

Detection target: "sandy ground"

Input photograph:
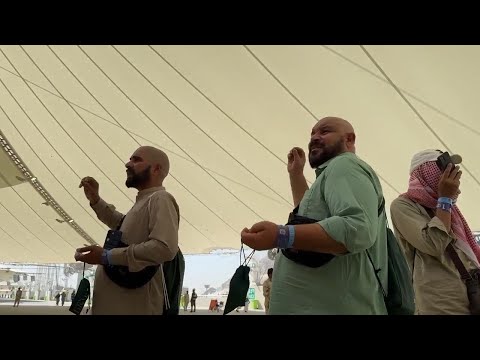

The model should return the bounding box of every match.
[0,299,264,315]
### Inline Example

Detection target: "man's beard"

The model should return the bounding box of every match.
[308,138,344,168]
[126,166,151,188]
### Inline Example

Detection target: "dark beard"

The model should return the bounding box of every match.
[125,166,151,188]
[308,139,344,168]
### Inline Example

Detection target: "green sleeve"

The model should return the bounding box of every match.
[317,156,379,253]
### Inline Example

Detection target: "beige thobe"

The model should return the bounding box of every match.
[262,278,272,313]
[90,186,179,315]
[390,196,478,315]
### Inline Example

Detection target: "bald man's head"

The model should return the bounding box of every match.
[125,146,170,190]
[139,146,170,177]
[308,117,356,168]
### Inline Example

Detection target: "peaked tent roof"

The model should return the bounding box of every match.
[0,45,479,263]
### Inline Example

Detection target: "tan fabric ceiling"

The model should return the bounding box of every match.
[0,45,479,263]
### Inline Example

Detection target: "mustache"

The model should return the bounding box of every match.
[309,140,324,151]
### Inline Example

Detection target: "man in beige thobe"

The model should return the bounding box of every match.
[390,149,479,314]
[262,268,273,314]
[76,146,180,315]
[183,290,190,311]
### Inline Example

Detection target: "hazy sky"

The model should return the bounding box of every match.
[183,249,264,291]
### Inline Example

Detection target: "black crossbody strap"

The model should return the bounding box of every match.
[421,205,472,281]
[366,196,387,297]
[116,216,126,231]
[446,244,472,281]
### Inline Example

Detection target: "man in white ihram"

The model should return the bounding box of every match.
[75,146,180,315]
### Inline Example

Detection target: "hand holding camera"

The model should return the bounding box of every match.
[438,163,462,199]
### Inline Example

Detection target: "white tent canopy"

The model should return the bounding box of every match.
[0,45,479,263]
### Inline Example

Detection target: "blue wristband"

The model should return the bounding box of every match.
[277,225,295,249]
[101,249,111,265]
[288,225,295,248]
[438,197,453,205]
[107,250,113,264]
